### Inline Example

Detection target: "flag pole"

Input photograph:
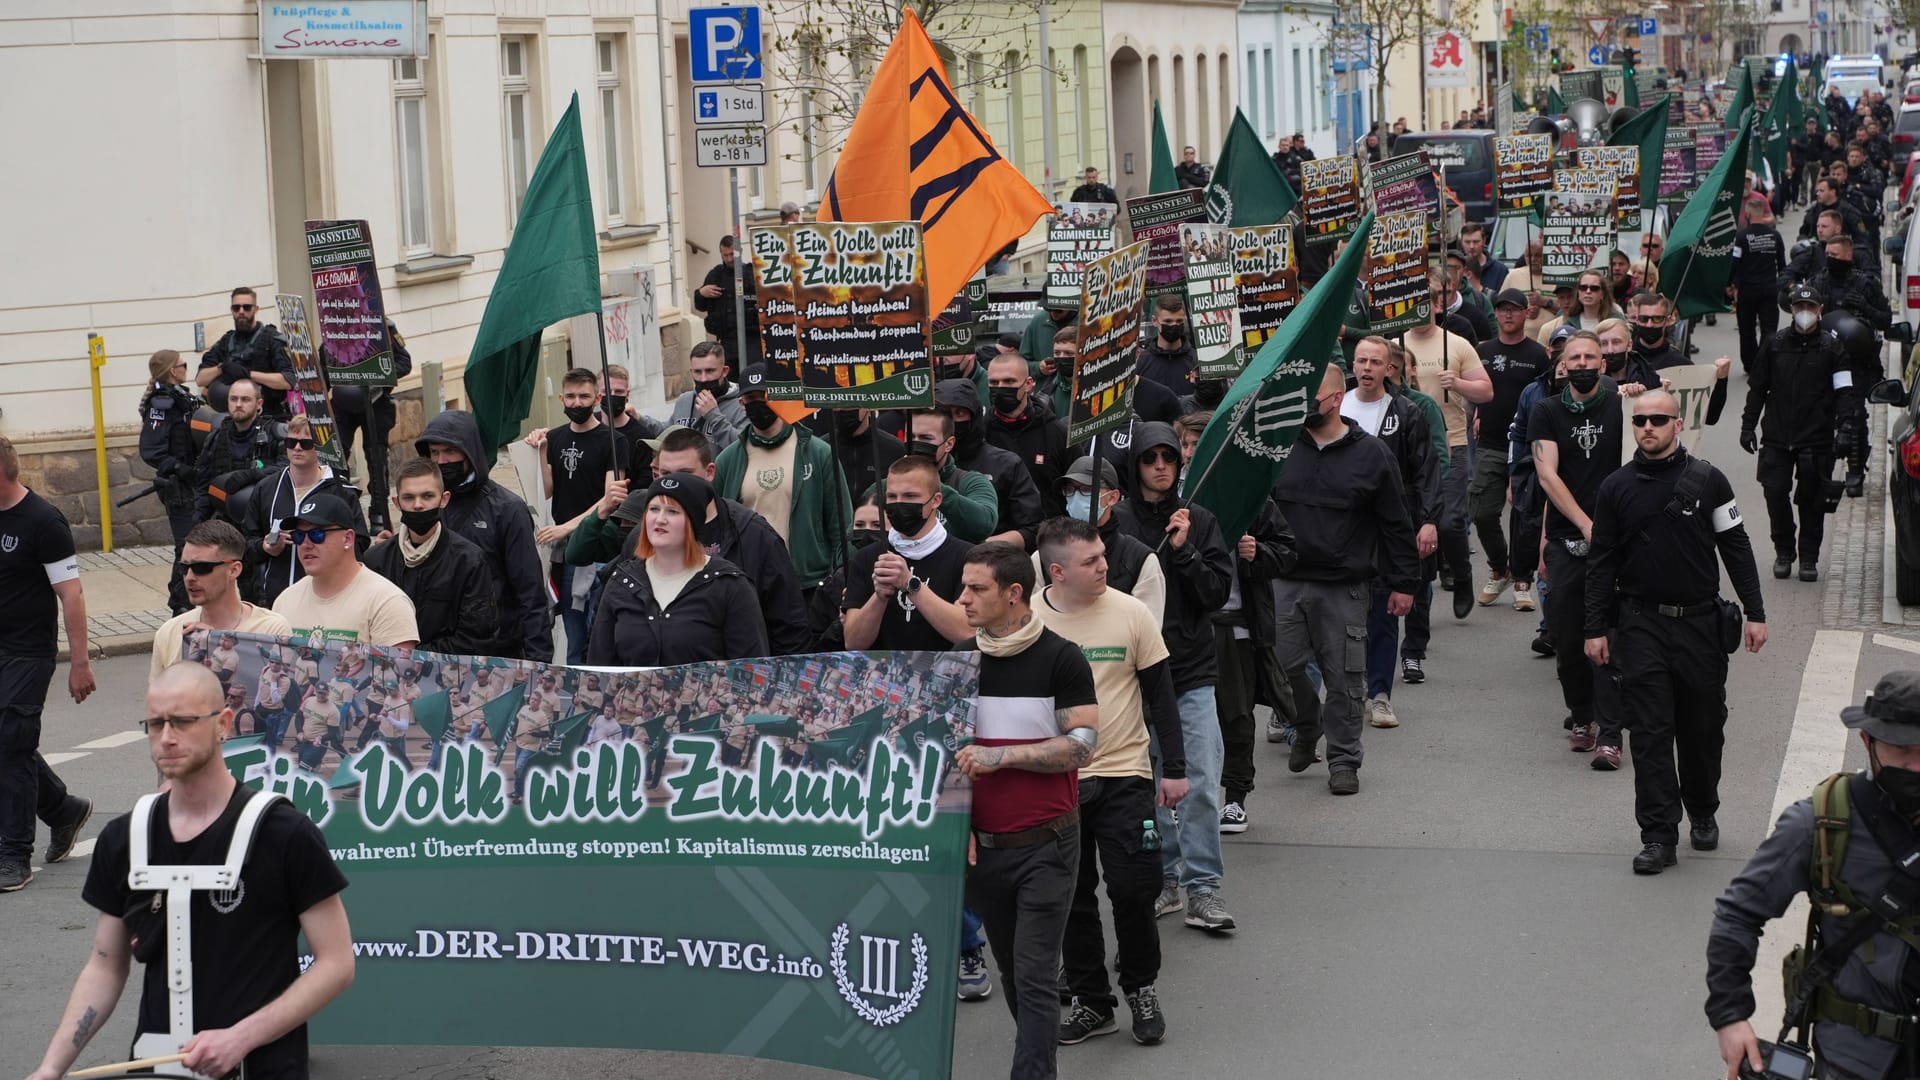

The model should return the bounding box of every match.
[594,309,621,482]
[1086,432,1104,524]
[1159,389,1259,554]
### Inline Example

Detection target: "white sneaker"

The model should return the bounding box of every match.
[1513,583,1537,613]
[1477,575,1511,606]
[1367,695,1400,728]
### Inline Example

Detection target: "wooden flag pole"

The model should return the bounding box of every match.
[66,1054,187,1079]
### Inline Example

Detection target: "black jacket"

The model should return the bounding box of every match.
[706,497,812,657]
[1068,182,1119,205]
[1137,339,1198,394]
[1111,422,1232,692]
[1780,238,1880,306]
[243,467,368,608]
[586,554,768,667]
[200,323,296,416]
[833,424,905,504]
[1742,325,1863,451]
[956,436,1044,546]
[415,410,555,662]
[193,415,285,524]
[986,395,1073,519]
[139,382,203,508]
[1824,262,1895,332]
[363,526,502,655]
[1367,390,1442,528]
[1175,161,1211,190]
[1271,418,1421,592]
[693,260,760,351]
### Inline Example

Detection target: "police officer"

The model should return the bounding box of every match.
[138,349,206,614]
[1708,671,1920,1080]
[196,286,296,418]
[1740,282,1863,582]
[327,321,411,533]
[1583,390,1768,876]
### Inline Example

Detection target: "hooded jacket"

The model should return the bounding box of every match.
[363,525,502,656]
[1272,418,1421,593]
[414,410,555,662]
[1360,389,1442,529]
[713,422,851,590]
[986,394,1073,519]
[1136,337,1198,395]
[1110,421,1232,692]
[586,553,768,668]
[668,379,750,456]
[954,434,1043,545]
[1037,519,1166,624]
[562,495,811,658]
[243,466,368,608]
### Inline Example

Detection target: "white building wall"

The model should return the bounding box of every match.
[1236,2,1343,160]
[1104,0,1240,203]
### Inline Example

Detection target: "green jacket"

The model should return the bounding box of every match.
[565,512,626,567]
[865,455,1000,543]
[714,424,851,589]
[1021,308,1073,370]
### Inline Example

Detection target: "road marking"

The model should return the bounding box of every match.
[68,838,96,861]
[72,731,148,750]
[1873,632,1920,655]
[43,752,87,766]
[1753,629,1862,1030]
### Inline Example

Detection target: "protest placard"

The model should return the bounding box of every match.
[749,225,804,397]
[1068,240,1150,445]
[1229,224,1299,351]
[1576,145,1642,229]
[1494,134,1554,218]
[1542,172,1618,286]
[1045,202,1118,312]
[1180,223,1242,379]
[1659,126,1698,208]
[1367,151,1439,218]
[1364,212,1431,334]
[788,221,934,410]
[1124,189,1207,304]
[273,294,346,470]
[305,219,395,386]
[1300,156,1363,246]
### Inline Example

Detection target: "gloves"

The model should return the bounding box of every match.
[1739,429,1759,454]
[1836,423,1858,457]
[221,359,250,382]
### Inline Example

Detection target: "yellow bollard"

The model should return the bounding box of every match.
[87,333,112,553]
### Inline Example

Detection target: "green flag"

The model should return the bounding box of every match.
[1751,58,1802,179]
[1184,211,1375,541]
[1512,89,1529,114]
[1607,95,1669,214]
[462,93,603,463]
[1658,111,1755,319]
[1548,87,1566,115]
[1811,56,1829,133]
[1149,102,1178,194]
[1622,65,1639,110]
[410,688,454,742]
[482,683,528,746]
[1205,108,1298,225]
[552,710,595,758]
[1726,64,1753,133]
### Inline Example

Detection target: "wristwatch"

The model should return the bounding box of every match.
[905,575,925,596]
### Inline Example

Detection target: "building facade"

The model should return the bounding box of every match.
[1104,0,1241,205]
[1238,0,1346,158]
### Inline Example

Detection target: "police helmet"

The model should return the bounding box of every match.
[1822,310,1879,366]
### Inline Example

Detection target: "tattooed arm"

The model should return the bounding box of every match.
[956,704,1099,776]
[29,914,133,1080]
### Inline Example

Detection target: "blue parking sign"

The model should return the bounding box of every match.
[689,7,763,83]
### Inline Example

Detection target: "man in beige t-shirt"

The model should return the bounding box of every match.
[270,493,419,650]
[1029,517,1190,1044]
[150,520,292,680]
[1403,272,1494,626]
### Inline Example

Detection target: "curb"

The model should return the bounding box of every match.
[58,634,155,664]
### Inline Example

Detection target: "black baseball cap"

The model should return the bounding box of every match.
[1843,672,1920,746]
[1787,281,1826,307]
[1493,288,1529,309]
[740,364,769,392]
[1058,455,1121,493]
[284,493,359,533]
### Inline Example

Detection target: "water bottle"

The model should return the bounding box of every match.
[1139,818,1161,853]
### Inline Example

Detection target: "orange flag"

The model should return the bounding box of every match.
[819,9,1051,313]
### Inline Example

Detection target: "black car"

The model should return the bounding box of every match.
[1382,131,1498,224]
[1868,332,1920,603]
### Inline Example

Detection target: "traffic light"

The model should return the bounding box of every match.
[1619,46,1639,67]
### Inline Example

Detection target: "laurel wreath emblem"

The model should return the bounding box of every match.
[829,923,929,1027]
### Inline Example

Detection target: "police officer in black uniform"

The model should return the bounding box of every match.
[137,349,205,614]
[1708,670,1920,1080]
[196,287,296,418]
[327,321,411,533]
[1741,282,1863,582]
[1583,390,1768,876]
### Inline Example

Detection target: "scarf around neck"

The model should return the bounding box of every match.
[1560,381,1616,415]
[888,518,949,560]
[747,422,794,450]
[976,612,1044,657]
[398,525,443,568]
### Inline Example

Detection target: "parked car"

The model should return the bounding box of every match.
[1382,131,1497,223]
[1894,104,1920,181]
[1867,361,1920,604]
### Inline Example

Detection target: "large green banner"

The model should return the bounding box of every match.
[184,631,976,1080]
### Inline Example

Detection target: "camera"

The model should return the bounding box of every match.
[1738,1040,1814,1080]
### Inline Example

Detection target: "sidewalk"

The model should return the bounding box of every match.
[57,454,535,664]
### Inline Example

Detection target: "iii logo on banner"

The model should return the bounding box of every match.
[830,924,930,1027]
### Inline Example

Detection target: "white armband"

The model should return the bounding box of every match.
[1711,500,1743,533]
[44,557,78,585]
[1834,371,1854,390]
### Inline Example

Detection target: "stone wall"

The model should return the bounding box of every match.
[13,437,175,552]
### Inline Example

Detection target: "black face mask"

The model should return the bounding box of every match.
[1829,260,1854,278]
[851,528,885,549]
[399,506,442,534]
[953,419,983,451]
[1194,380,1227,408]
[1159,323,1187,343]
[884,500,929,535]
[1302,406,1334,430]
[606,394,628,416]
[1874,745,1920,825]
[1052,355,1076,377]
[1602,350,1630,373]
[1567,368,1602,392]
[990,387,1023,416]
[744,400,780,430]
[438,462,468,491]
[938,362,967,381]
[695,378,729,399]
[905,438,943,461]
[833,410,865,437]
[1632,325,1665,348]
[564,404,595,424]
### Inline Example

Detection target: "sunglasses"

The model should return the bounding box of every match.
[178,559,235,576]
[286,437,319,451]
[1140,449,1179,466]
[231,304,256,312]
[288,526,342,545]
[140,708,223,734]
[1631,414,1678,428]
[1577,284,1604,292]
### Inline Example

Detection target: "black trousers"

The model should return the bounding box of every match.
[0,657,69,864]
[1510,476,1543,585]
[968,828,1078,1080]
[1758,446,1833,564]
[1215,626,1257,804]
[1543,544,1625,746]
[1617,604,1728,846]
[159,481,197,614]
[333,392,395,528]
[1061,777,1161,1009]
[1735,289,1779,374]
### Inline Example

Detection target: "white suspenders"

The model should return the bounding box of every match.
[126,789,283,1078]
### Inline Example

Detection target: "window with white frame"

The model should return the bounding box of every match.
[1262,48,1275,139]
[1074,46,1091,170]
[597,34,627,224]
[502,37,533,222]
[393,55,433,256]
[1291,48,1303,134]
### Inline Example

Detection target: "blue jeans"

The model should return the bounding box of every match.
[558,565,605,666]
[514,748,539,800]
[1536,574,1551,634]
[1397,582,1435,662]
[1366,585,1399,700]
[961,904,985,951]
[1156,686,1224,896]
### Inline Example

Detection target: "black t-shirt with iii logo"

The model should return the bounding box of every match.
[1527,385,1625,541]
[83,785,348,1079]
[0,490,77,660]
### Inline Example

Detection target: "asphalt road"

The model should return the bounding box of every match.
[5,264,1918,1080]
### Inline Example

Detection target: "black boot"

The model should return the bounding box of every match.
[1773,557,1792,579]
[1690,817,1719,851]
[1632,842,1678,875]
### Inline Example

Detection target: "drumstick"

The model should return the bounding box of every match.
[66,1053,187,1078]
